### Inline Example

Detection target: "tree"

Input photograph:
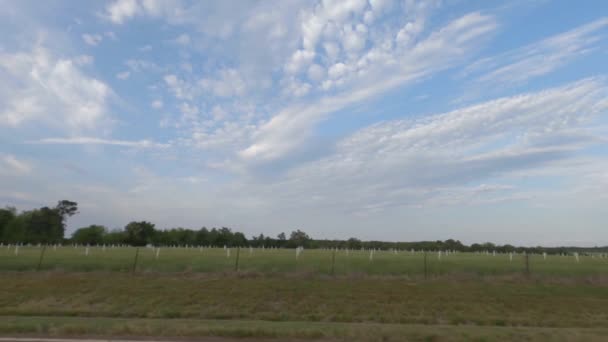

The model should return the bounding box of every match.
[232,232,248,246]
[288,229,310,248]
[0,207,17,241]
[2,212,28,243]
[346,237,362,249]
[55,200,78,220]
[26,207,63,243]
[1,206,64,244]
[72,225,106,245]
[196,227,210,246]
[102,229,127,245]
[124,221,156,246]
[53,200,78,241]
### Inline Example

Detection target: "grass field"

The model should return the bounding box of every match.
[2,247,607,341]
[1,245,606,277]
[1,272,608,341]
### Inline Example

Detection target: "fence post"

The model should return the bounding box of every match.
[36,245,47,271]
[234,246,241,272]
[132,247,140,274]
[424,251,428,280]
[331,248,336,276]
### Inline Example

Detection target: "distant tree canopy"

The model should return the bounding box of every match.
[1,201,605,254]
[72,225,106,245]
[125,221,156,246]
[0,207,17,240]
[0,201,77,244]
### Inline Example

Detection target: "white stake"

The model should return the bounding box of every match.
[543,252,547,260]
[227,248,230,258]
[14,245,19,256]
[85,246,90,256]
[369,249,374,261]
[574,252,579,263]
[509,252,513,262]
[156,247,160,260]
[438,250,442,260]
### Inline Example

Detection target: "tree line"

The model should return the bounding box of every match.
[0,201,78,244]
[1,201,605,254]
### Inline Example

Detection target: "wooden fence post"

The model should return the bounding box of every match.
[331,248,336,276]
[36,245,47,271]
[132,247,140,274]
[424,251,428,280]
[234,247,241,272]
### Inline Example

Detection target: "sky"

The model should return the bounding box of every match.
[1,0,608,246]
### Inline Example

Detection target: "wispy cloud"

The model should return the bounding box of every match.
[259,78,608,213]
[30,137,170,148]
[82,33,103,46]
[1,154,32,175]
[463,17,608,86]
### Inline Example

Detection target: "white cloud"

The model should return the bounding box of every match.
[105,0,185,24]
[125,58,157,72]
[104,31,118,40]
[199,68,247,97]
[175,33,191,45]
[116,71,130,80]
[82,33,103,46]
[0,46,111,131]
[31,137,170,148]
[1,154,31,174]
[105,0,140,24]
[74,55,94,66]
[285,49,315,74]
[464,17,608,86]
[179,102,199,120]
[164,74,194,100]
[282,78,312,97]
[261,78,608,213]
[151,100,163,109]
[307,64,326,82]
[240,12,498,161]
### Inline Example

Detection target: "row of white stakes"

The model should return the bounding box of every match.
[0,244,591,263]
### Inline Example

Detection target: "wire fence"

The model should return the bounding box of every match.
[1,244,606,277]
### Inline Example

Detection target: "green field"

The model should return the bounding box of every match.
[2,246,608,341]
[1,273,608,341]
[0,245,605,277]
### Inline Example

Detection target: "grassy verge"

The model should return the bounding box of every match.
[2,316,608,342]
[2,272,608,327]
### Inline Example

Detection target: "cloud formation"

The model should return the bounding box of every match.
[0,45,111,131]
[1,1,607,244]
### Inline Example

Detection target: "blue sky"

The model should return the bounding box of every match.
[1,0,608,246]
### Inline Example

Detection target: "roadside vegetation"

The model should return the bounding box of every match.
[1,273,608,341]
